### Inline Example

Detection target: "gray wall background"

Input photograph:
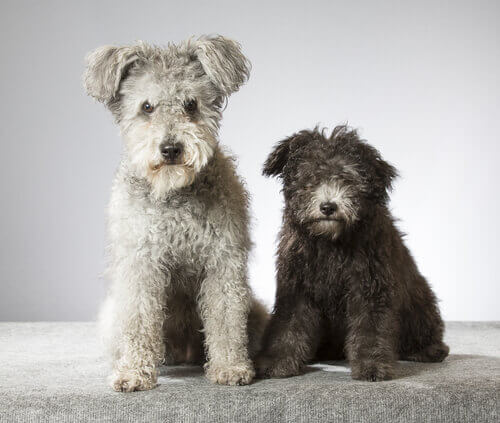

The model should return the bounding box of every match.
[0,0,498,321]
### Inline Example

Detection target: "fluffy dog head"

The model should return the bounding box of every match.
[84,35,250,198]
[263,126,397,240]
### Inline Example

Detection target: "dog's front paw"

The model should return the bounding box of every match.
[205,361,255,386]
[110,368,157,392]
[350,360,394,382]
[255,355,301,379]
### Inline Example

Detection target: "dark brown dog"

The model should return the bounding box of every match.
[257,126,449,381]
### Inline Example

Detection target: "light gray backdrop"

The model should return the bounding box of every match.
[0,0,498,321]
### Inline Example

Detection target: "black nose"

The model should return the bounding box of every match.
[161,143,183,161]
[320,202,337,216]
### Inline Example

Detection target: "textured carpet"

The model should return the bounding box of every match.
[0,322,498,422]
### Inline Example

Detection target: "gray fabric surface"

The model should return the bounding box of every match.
[0,322,498,422]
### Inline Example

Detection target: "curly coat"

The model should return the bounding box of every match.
[84,36,267,391]
[257,126,449,381]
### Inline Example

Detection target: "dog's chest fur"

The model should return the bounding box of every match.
[293,217,398,314]
[108,151,249,284]
[304,239,350,309]
[280,226,349,311]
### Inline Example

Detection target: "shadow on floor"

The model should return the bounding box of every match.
[156,354,498,384]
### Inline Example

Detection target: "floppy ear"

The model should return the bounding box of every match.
[262,137,292,178]
[194,35,250,98]
[263,131,316,177]
[364,147,398,203]
[376,157,398,190]
[83,45,140,103]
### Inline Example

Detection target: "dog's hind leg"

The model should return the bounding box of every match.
[163,322,189,365]
[163,290,204,365]
[247,298,269,359]
[402,342,449,362]
[398,275,449,363]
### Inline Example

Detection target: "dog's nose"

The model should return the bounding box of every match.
[320,202,337,216]
[161,143,183,161]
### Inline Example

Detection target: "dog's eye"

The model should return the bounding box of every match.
[184,99,197,114]
[142,102,154,114]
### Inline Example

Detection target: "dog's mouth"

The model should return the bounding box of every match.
[151,162,165,171]
[150,160,184,171]
[305,216,346,240]
[308,217,343,223]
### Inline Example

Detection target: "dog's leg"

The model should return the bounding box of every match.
[163,305,205,365]
[107,256,167,392]
[398,274,449,362]
[198,260,255,386]
[402,342,449,362]
[163,323,188,365]
[345,285,398,382]
[256,298,322,378]
[247,298,269,359]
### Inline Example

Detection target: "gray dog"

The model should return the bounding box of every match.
[84,35,267,391]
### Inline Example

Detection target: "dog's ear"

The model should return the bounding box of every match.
[263,137,291,178]
[358,143,398,203]
[194,35,250,98]
[371,155,398,202]
[263,132,312,178]
[83,45,140,104]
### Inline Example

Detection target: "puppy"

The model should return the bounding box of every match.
[257,126,448,381]
[83,36,267,391]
